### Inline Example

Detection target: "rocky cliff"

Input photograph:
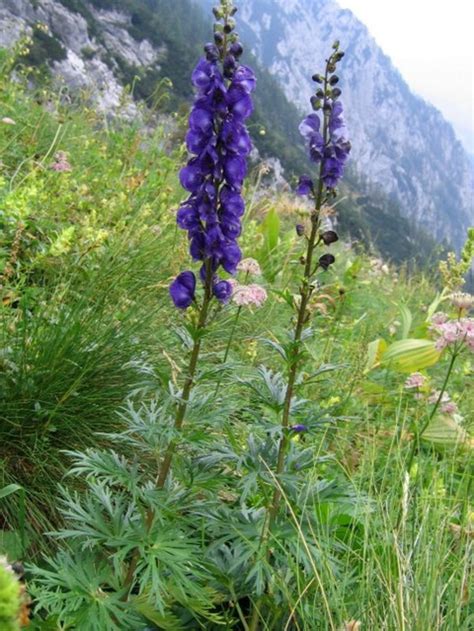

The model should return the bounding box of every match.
[199,0,473,249]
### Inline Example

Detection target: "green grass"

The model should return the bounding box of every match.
[0,47,472,629]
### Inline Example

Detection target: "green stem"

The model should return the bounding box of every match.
[213,305,242,397]
[248,60,332,631]
[396,349,459,532]
[121,262,213,599]
[157,269,213,488]
[404,349,458,475]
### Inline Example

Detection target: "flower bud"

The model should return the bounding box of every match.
[230,41,243,57]
[223,54,236,78]
[312,73,324,83]
[204,43,219,61]
[323,102,332,114]
[214,32,224,45]
[230,6,238,15]
[334,51,345,61]
[332,40,340,50]
[332,87,342,98]
[315,88,325,99]
[296,224,305,237]
[318,253,336,270]
[212,5,223,19]
[320,230,339,245]
[329,75,339,85]
[310,96,322,110]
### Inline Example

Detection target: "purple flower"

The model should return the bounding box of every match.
[213,279,233,303]
[296,175,314,196]
[170,271,196,309]
[297,65,351,192]
[290,424,308,433]
[171,17,256,310]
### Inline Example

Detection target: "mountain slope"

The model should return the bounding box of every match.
[198,0,473,250]
[0,0,449,265]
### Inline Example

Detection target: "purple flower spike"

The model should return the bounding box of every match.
[170,271,196,309]
[170,9,256,310]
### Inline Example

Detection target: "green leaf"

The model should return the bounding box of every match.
[0,483,22,500]
[381,339,441,373]
[399,304,412,339]
[422,414,473,449]
[365,338,388,373]
[260,207,280,253]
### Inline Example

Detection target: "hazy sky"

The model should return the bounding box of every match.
[338,0,474,154]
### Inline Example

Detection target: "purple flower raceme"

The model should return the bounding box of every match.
[170,10,256,309]
[297,66,351,196]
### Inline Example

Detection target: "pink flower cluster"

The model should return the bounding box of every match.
[232,283,267,308]
[237,257,262,276]
[404,372,426,389]
[427,390,459,416]
[50,151,72,172]
[430,313,474,352]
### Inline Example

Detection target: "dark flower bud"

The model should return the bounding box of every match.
[323,102,332,114]
[312,73,324,83]
[334,51,345,61]
[329,75,339,85]
[204,43,219,61]
[230,6,238,15]
[224,23,232,33]
[316,88,325,99]
[296,223,305,236]
[332,39,340,50]
[320,230,339,245]
[318,253,336,270]
[214,31,224,45]
[212,5,223,19]
[310,96,322,110]
[332,87,342,98]
[223,54,236,78]
[230,41,243,57]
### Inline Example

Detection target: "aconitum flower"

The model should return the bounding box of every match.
[297,62,351,194]
[170,5,256,309]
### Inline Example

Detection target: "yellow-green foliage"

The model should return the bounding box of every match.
[0,560,20,631]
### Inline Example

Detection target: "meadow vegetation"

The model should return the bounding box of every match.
[0,21,473,631]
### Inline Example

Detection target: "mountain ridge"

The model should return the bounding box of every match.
[197,0,473,250]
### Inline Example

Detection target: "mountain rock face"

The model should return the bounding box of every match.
[199,0,473,249]
[0,0,159,116]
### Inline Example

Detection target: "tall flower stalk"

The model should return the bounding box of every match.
[249,42,350,630]
[159,0,255,486]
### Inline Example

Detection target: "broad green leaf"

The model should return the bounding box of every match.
[381,338,441,372]
[426,290,447,322]
[422,414,473,449]
[399,304,412,339]
[260,207,280,253]
[365,338,388,372]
